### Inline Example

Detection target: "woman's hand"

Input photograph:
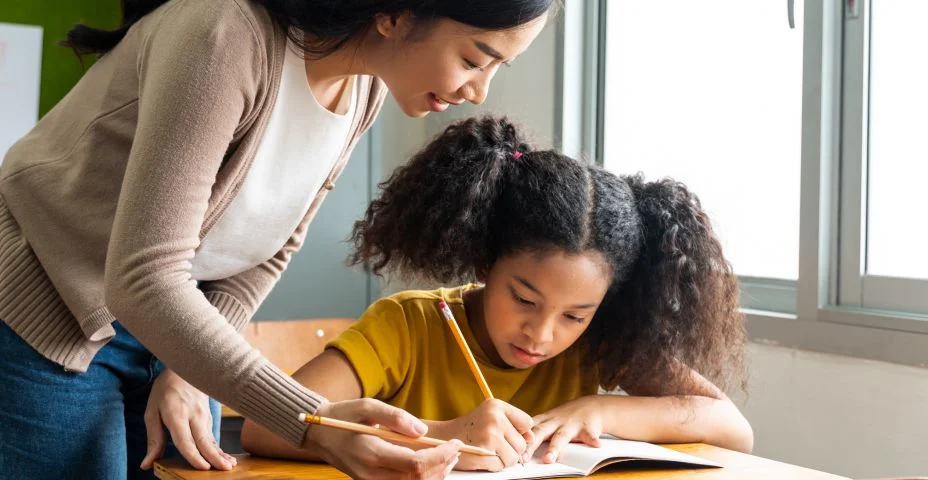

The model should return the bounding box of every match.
[527,396,604,464]
[140,369,237,471]
[431,399,534,472]
[306,398,462,479]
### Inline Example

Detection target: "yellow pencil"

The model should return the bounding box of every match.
[298,413,495,456]
[438,300,495,400]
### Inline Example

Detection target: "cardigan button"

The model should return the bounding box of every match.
[323,181,335,191]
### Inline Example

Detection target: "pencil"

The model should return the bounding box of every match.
[437,300,495,400]
[298,413,495,456]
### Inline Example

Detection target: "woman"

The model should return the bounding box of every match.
[0,0,551,478]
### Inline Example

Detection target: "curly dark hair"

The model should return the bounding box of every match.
[350,116,745,395]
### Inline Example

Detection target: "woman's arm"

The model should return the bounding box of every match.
[241,348,462,476]
[240,349,363,460]
[102,0,330,465]
[530,367,753,462]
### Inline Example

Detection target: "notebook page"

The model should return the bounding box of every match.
[446,439,720,479]
[557,438,721,474]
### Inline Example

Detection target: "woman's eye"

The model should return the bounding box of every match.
[565,314,585,323]
[464,59,482,71]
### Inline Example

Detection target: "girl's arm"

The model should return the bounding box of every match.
[240,349,363,460]
[530,367,753,462]
[613,366,753,451]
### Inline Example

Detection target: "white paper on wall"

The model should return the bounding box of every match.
[0,22,43,163]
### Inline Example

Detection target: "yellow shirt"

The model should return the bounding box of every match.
[327,284,598,421]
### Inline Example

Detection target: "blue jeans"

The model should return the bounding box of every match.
[0,320,221,480]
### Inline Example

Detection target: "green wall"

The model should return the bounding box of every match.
[0,1,120,116]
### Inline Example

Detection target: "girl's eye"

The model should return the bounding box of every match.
[513,293,534,306]
[565,314,585,324]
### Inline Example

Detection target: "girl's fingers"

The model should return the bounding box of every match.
[577,427,602,448]
[543,425,579,464]
[526,420,560,460]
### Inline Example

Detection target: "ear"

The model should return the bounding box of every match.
[475,264,490,283]
[374,12,414,39]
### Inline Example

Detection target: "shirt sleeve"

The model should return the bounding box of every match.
[326,297,413,400]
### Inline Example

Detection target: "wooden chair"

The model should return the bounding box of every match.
[218,318,355,453]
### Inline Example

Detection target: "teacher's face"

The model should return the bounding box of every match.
[367,13,548,117]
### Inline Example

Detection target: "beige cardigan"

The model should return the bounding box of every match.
[0,0,386,446]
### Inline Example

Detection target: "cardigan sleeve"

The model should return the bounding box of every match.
[103,0,325,446]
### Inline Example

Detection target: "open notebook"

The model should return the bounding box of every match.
[448,438,721,479]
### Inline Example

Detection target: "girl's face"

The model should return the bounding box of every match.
[476,250,612,369]
[367,14,548,117]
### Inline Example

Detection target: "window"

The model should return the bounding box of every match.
[586,0,928,364]
[601,0,803,312]
[839,0,928,315]
[602,1,803,281]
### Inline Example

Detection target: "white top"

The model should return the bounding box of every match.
[190,47,358,281]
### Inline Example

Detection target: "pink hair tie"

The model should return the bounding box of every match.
[512,150,523,160]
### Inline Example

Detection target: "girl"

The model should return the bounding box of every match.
[240,116,753,472]
[0,2,552,479]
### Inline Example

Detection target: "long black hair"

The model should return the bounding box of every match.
[350,116,745,395]
[63,0,556,58]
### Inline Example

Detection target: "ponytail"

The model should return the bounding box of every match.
[62,0,170,56]
[584,174,744,394]
[350,117,529,281]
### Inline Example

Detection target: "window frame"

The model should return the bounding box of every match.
[837,0,928,318]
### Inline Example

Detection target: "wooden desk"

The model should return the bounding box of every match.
[155,443,850,479]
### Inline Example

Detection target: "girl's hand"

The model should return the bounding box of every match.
[306,398,462,479]
[437,399,534,472]
[527,396,604,464]
[140,369,237,471]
